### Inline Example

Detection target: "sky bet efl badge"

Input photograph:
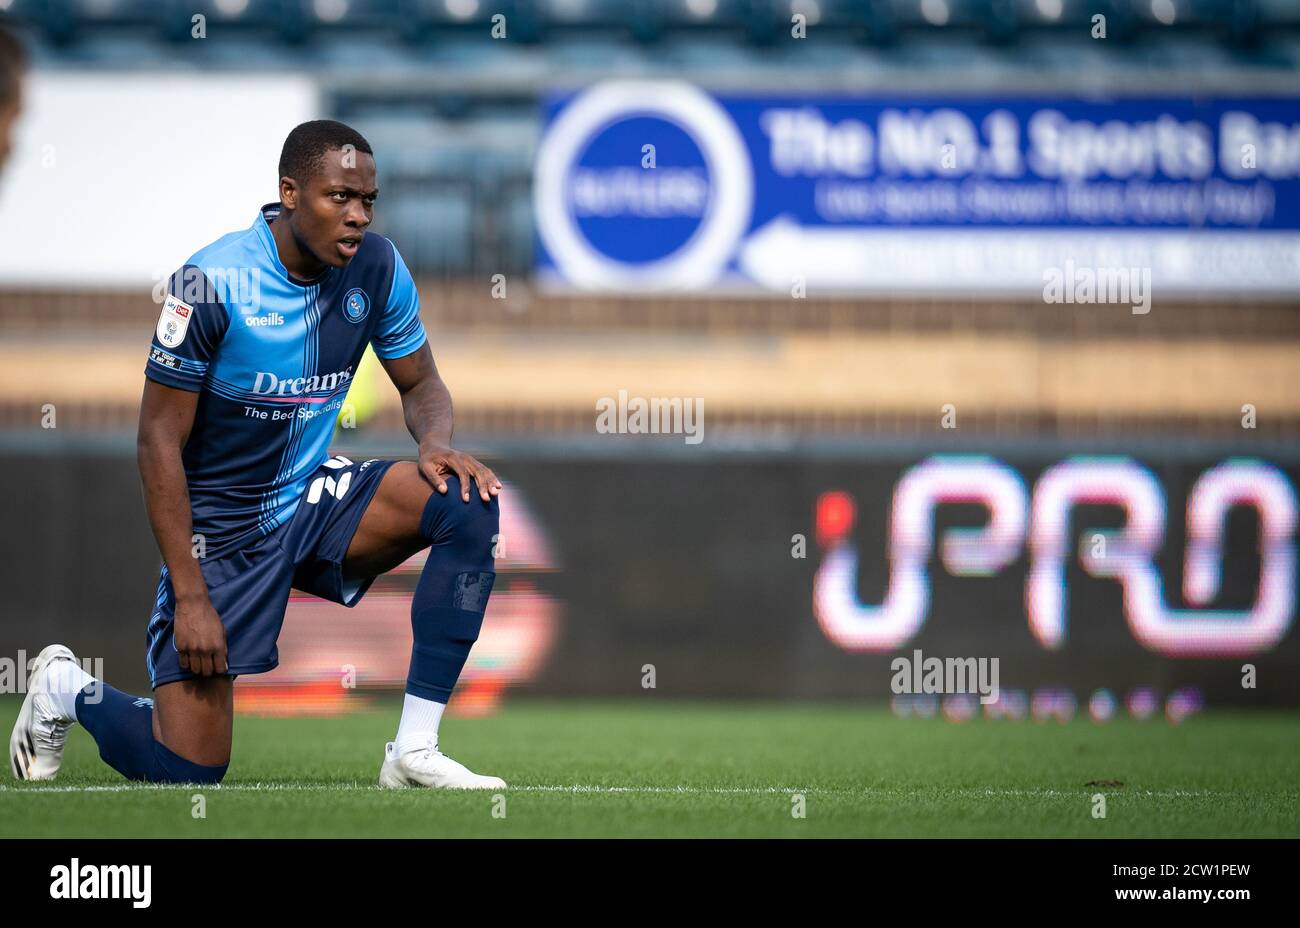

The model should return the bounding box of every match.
[156,294,193,348]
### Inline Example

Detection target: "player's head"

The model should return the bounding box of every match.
[0,25,27,176]
[276,119,376,268]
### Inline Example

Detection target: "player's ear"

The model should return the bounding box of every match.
[279,177,298,210]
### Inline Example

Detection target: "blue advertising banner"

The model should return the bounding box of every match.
[534,83,1300,294]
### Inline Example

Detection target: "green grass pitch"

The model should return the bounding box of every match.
[2,697,1297,838]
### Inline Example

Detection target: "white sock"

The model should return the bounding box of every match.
[395,693,446,755]
[44,659,96,723]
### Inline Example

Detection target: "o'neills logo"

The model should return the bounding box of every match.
[252,366,353,397]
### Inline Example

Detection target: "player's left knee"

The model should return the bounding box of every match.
[458,495,499,548]
[424,481,499,554]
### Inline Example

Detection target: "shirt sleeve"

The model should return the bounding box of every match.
[143,265,231,392]
[371,242,428,360]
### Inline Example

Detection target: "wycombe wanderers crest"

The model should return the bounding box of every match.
[341,288,369,324]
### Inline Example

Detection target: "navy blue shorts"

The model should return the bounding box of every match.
[146,456,397,688]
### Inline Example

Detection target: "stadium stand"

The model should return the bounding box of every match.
[0,1,1296,439]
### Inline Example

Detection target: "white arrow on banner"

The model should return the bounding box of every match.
[738,215,1300,295]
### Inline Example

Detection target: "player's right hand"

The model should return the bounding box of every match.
[173,596,229,677]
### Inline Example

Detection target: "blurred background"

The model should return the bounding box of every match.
[1,0,1297,722]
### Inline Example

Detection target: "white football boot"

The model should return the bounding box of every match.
[378,739,507,790]
[9,644,78,781]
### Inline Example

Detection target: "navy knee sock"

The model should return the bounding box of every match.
[407,476,500,703]
[75,684,228,784]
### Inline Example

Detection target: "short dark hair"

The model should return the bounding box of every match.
[0,25,26,108]
[278,120,373,184]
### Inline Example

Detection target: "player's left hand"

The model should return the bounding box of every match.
[418,443,502,503]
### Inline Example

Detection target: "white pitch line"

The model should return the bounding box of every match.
[0,783,1260,798]
[0,783,808,795]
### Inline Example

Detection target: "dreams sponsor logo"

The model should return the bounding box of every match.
[251,365,354,397]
